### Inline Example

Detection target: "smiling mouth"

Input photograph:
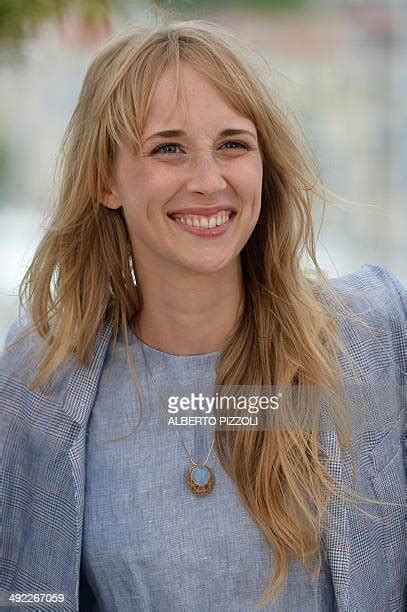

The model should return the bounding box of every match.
[168,210,236,229]
[167,209,236,238]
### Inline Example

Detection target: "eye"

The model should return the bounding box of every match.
[151,143,183,155]
[220,141,249,150]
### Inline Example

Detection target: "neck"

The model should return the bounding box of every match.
[133,260,244,356]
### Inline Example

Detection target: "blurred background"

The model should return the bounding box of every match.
[0,0,406,346]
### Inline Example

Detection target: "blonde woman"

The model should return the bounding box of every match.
[0,20,405,612]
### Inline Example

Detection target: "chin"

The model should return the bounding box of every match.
[181,254,237,275]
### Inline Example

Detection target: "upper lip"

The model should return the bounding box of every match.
[167,206,236,217]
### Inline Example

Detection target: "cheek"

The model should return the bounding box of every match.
[236,162,262,204]
[117,174,159,212]
[135,168,181,209]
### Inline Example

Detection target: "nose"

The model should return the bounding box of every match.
[185,151,227,196]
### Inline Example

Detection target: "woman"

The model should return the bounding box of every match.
[0,19,405,612]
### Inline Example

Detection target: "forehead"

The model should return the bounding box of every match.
[143,62,255,134]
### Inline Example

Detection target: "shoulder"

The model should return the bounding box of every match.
[0,312,113,463]
[326,263,406,339]
[1,310,112,412]
[0,313,73,435]
[328,263,406,322]
[321,264,406,383]
[1,308,42,385]
[1,308,54,389]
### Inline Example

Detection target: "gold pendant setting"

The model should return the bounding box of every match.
[187,464,214,496]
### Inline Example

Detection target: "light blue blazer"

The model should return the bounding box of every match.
[0,264,405,611]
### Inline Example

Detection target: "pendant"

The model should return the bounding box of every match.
[187,464,214,496]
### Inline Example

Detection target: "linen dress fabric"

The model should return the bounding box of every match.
[0,264,405,612]
[80,337,336,611]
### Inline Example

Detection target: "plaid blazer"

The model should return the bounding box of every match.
[0,264,405,612]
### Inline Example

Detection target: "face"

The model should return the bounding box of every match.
[102,62,263,279]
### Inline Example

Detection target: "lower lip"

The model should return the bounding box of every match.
[168,213,236,238]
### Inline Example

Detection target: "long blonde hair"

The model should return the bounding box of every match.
[18,19,370,606]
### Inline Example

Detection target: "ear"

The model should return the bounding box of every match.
[100,185,121,210]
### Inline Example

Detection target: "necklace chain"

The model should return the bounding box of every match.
[137,337,216,467]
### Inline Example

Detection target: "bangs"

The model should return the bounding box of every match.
[100,31,260,162]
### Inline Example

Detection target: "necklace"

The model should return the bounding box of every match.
[137,337,216,496]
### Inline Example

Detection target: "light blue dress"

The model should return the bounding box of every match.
[81,330,337,611]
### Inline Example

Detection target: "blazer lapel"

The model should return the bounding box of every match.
[320,429,351,612]
[61,321,113,608]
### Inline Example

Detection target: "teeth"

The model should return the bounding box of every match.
[172,210,232,228]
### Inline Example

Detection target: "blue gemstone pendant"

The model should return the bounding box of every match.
[187,464,214,496]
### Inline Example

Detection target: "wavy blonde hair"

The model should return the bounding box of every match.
[18,19,372,607]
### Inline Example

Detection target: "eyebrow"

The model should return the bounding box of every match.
[143,128,258,143]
